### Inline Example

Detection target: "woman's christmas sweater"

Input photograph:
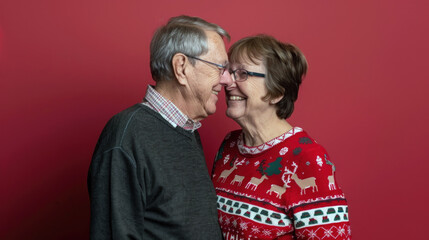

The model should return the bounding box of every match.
[212,127,351,240]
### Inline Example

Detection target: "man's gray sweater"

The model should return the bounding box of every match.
[88,104,222,239]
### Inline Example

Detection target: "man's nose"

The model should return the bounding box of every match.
[219,70,233,86]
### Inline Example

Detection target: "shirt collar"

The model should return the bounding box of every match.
[142,85,202,132]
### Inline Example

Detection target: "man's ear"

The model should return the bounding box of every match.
[172,53,189,86]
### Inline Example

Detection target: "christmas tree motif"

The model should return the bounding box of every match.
[256,159,266,175]
[293,147,302,155]
[215,140,226,162]
[287,162,318,195]
[325,154,336,171]
[299,137,313,144]
[264,157,283,176]
[325,154,336,190]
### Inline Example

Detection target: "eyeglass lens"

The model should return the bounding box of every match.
[234,69,248,81]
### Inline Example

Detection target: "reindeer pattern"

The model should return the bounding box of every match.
[216,156,332,198]
[214,131,339,203]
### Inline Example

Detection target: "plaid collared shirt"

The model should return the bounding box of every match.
[142,85,202,132]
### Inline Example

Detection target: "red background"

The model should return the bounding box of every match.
[1,0,428,239]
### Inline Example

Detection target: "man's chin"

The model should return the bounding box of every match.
[207,107,217,116]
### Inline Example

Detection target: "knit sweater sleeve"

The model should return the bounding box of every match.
[287,143,351,239]
[88,147,145,240]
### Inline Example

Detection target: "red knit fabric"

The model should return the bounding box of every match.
[212,127,351,240]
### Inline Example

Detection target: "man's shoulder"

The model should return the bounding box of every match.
[106,103,166,130]
[109,103,146,122]
[93,104,167,152]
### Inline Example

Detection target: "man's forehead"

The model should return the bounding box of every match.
[204,31,228,62]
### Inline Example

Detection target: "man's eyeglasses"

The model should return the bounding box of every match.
[185,55,229,75]
[231,69,266,82]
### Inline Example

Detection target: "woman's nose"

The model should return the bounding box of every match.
[220,70,234,87]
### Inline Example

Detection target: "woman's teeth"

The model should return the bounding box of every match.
[229,96,245,101]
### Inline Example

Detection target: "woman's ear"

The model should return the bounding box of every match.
[172,53,188,86]
[270,95,283,105]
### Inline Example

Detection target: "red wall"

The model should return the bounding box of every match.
[1,0,428,239]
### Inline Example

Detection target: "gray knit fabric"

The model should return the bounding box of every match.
[88,104,222,239]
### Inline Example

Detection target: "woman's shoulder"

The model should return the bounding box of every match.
[289,129,326,149]
[223,129,242,142]
[285,129,331,163]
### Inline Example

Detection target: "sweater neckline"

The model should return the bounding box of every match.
[237,127,303,155]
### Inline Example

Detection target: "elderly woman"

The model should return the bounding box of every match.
[212,35,351,240]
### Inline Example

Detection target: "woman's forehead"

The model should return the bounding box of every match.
[231,55,263,69]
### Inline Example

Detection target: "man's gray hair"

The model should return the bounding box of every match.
[150,15,230,82]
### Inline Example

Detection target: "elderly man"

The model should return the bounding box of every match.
[88,16,232,239]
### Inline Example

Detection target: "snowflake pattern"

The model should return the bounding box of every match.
[223,154,230,165]
[251,226,260,234]
[262,229,272,236]
[237,158,246,166]
[308,230,318,239]
[230,141,236,148]
[316,155,323,167]
[296,223,351,239]
[324,228,333,238]
[240,221,249,231]
[338,226,345,236]
[279,147,288,155]
[296,232,304,238]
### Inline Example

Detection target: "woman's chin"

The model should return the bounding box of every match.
[226,108,244,121]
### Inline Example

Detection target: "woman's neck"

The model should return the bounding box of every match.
[238,114,293,147]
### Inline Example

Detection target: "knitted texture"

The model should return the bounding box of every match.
[88,104,222,240]
[212,127,351,240]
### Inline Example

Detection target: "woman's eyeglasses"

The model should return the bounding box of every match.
[230,69,265,82]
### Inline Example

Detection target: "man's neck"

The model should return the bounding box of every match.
[154,82,191,117]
